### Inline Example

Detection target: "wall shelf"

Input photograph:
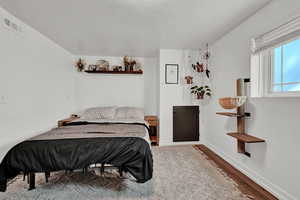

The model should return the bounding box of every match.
[216,112,244,117]
[84,70,143,74]
[227,133,265,143]
[217,78,265,157]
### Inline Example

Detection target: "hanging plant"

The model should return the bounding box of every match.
[185,76,193,84]
[203,43,211,60]
[191,85,212,100]
[205,67,211,79]
[192,62,204,73]
[75,58,86,72]
[204,43,211,78]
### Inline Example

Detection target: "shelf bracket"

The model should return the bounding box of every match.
[244,152,251,157]
[244,112,251,117]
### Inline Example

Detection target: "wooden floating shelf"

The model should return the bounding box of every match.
[216,112,244,117]
[84,70,143,74]
[227,133,265,143]
[216,79,265,157]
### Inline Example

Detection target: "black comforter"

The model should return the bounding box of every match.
[0,123,153,192]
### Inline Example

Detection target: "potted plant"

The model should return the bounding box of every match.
[191,85,212,99]
[185,76,193,84]
[192,62,204,72]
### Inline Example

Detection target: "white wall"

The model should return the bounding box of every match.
[203,1,300,199]
[74,56,158,115]
[144,57,158,115]
[0,7,76,159]
[159,49,201,146]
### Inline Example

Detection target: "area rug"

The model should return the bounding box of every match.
[0,145,250,200]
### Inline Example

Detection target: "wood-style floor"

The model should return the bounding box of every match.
[194,145,278,200]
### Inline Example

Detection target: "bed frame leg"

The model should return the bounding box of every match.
[45,171,50,183]
[118,167,123,177]
[100,163,105,176]
[27,174,29,184]
[82,167,88,174]
[28,173,35,190]
[0,181,7,192]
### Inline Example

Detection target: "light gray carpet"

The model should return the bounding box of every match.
[0,146,250,200]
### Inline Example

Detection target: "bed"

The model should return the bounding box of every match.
[0,107,153,192]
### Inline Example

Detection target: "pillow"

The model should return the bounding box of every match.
[80,106,117,120]
[115,107,144,120]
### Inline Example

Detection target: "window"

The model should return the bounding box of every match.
[251,16,300,98]
[271,38,300,93]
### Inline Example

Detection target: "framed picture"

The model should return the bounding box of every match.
[165,64,179,84]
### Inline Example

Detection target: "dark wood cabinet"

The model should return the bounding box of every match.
[173,106,199,142]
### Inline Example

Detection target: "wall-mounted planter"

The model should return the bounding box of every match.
[197,93,204,99]
[216,79,265,157]
[219,96,247,110]
[185,76,193,84]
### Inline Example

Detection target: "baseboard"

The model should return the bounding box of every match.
[204,142,297,200]
[159,140,202,146]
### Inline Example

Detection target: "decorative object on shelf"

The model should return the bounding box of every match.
[75,58,86,72]
[185,76,193,84]
[219,96,247,110]
[216,79,265,157]
[130,59,136,71]
[112,65,123,71]
[123,56,137,71]
[96,60,109,71]
[123,56,130,71]
[135,62,142,71]
[88,64,97,71]
[190,85,211,99]
[165,64,179,84]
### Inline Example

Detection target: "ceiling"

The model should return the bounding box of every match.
[0,0,272,57]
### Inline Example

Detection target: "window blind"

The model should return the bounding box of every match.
[251,15,300,54]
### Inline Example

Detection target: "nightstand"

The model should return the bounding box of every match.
[144,115,159,146]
